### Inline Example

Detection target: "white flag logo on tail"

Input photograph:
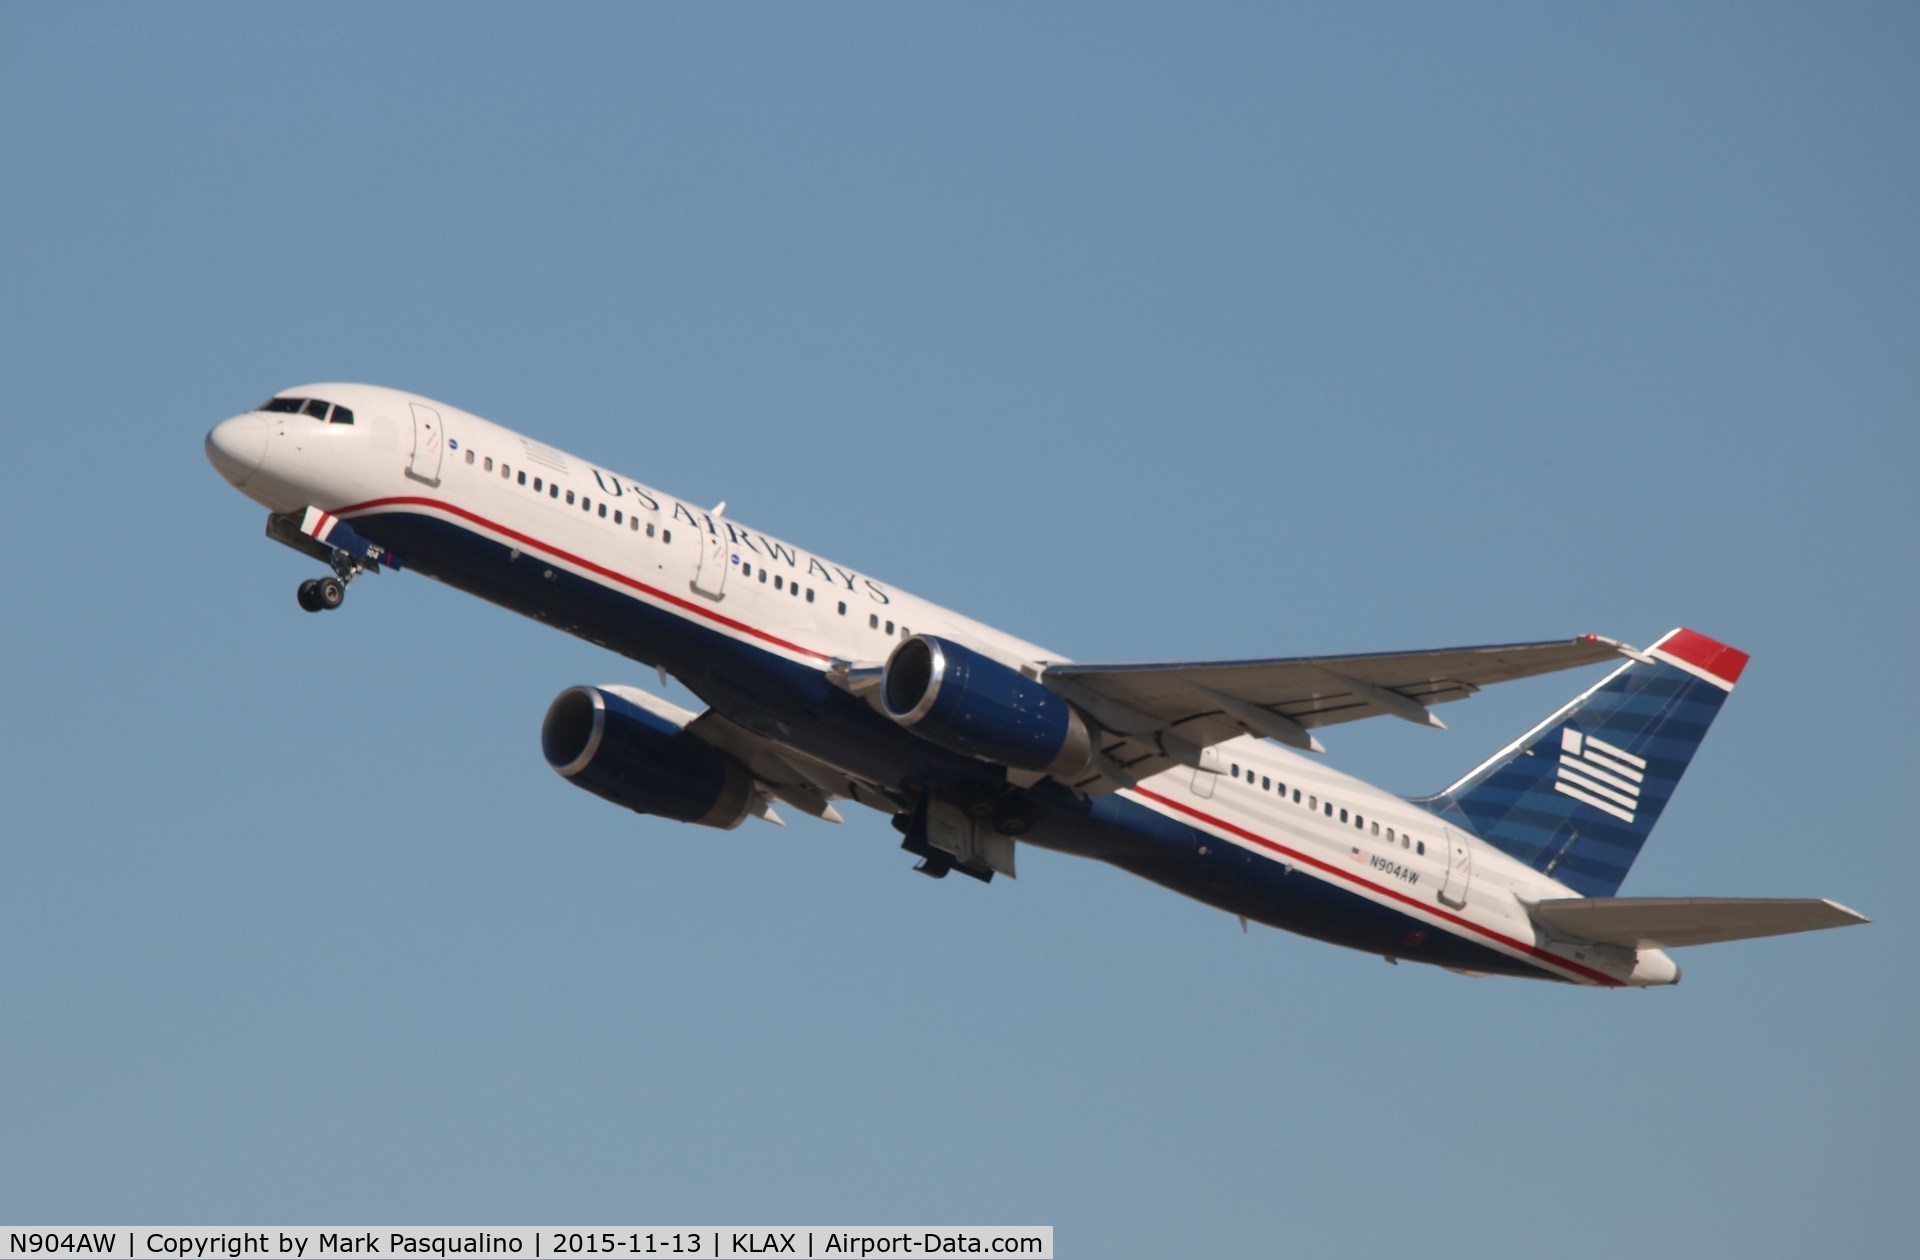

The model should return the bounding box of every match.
[1554,728,1645,823]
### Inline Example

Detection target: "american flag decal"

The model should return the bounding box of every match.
[1554,728,1645,823]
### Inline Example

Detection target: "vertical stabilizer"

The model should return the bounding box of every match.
[1414,629,1747,897]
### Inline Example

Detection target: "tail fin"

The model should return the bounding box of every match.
[1414,628,1748,897]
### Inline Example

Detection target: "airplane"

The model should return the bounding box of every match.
[205,384,1867,986]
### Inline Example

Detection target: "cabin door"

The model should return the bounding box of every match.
[1190,746,1222,798]
[692,515,730,599]
[407,403,444,486]
[1438,827,1473,909]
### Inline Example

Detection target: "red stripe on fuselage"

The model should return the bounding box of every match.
[329,495,834,663]
[1127,787,1623,986]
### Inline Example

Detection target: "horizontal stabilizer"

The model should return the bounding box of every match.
[1530,897,1868,949]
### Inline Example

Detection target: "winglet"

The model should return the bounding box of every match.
[1648,628,1749,691]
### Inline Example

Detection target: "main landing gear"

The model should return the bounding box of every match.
[295,553,364,614]
[894,789,1033,883]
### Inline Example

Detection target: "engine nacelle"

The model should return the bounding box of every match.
[880,635,1092,778]
[541,686,754,829]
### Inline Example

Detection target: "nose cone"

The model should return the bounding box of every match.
[205,414,268,486]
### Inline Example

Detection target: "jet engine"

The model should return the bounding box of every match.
[880,635,1092,778]
[541,685,755,829]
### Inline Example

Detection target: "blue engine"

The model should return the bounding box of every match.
[880,635,1092,777]
[541,686,754,829]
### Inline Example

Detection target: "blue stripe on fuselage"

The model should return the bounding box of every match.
[352,505,1564,982]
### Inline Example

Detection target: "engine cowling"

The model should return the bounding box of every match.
[880,635,1092,777]
[541,686,754,829]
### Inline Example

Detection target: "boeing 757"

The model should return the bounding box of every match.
[205,384,1866,985]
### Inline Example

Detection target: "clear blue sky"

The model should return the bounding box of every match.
[2,4,1915,1255]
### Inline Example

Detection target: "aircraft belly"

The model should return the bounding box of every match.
[348,505,1571,982]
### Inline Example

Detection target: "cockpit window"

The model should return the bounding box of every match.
[259,396,354,424]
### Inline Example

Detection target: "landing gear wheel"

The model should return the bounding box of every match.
[315,576,346,610]
[296,579,323,613]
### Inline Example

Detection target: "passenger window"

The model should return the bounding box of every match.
[1325,803,1333,817]
[465,450,475,465]
[1416,841,1425,855]
[792,584,801,598]
[1386,828,1395,843]
[662,529,671,543]
[646,523,656,537]
[485,457,494,472]
[598,504,607,518]
[1371,822,1379,837]
[630,516,639,531]
[1308,796,1317,810]
[838,601,847,615]
[1354,814,1363,829]
[566,490,575,505]
[870,614,879,629]
[550,484,559,498]
[582,497,591,512]
[502,464,511,479]
[885,621,894,635]
[806,589,814,603]
[759,569,768,584]
[1231,764,1240,779]
[1262,776,1271,790]
[303,399,330,419]
[331,407,353,425]
[1339,808,1348,823]
[1292,789,1301,803]
[774,576,784,591]
[614,510,622,524]
[1403,835,1411,850]
[519,471,527,485]
[742,563,753,578]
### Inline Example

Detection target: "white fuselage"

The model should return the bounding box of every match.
[207,383,1680,987]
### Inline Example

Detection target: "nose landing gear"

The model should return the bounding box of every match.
[296,574,348,613]
[292,543,367,613]
[267,508,399,615]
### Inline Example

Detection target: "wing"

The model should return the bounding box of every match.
[684,706,897,822]
[601,683,894,824]
[1038,635,1629,794]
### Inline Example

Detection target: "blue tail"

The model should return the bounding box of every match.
[1412,628,1748,897]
